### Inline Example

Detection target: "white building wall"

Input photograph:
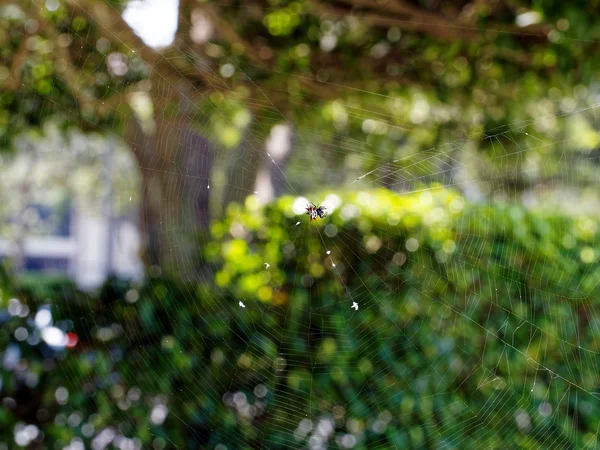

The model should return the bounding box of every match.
[0,207,144,291]
[73,210,144,290]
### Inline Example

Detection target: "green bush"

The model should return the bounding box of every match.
[2,188,600,449]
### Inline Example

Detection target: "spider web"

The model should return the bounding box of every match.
[4,2,600,450]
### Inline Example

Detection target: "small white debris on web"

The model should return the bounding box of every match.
[207,184,210,189]
[129,197,132,201]
[332,263,336,267]
[239,301,246,308]
[352,302,358,310]
[326,250,331,255]
[295,221,301,226]
[264,263,270,269]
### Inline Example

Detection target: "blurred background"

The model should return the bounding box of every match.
[2,0,600,449]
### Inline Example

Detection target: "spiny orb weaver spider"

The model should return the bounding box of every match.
[306,203,327,222]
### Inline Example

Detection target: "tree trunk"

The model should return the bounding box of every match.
[118,0,217,279]
[222,122,264,207]
[126,107,212,279]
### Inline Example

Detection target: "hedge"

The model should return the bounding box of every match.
[1,188,600,449]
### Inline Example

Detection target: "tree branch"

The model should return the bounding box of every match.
[315,0,550,43]
[63,0,155,61]
[63,0,211,85]
[336,0,472,40]
[309,0,470,40]
[2,37,30,91]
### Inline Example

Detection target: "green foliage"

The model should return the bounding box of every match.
[3,189,600,448]
[4,0,600,196]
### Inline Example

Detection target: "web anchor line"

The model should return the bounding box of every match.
[314,221,358,312]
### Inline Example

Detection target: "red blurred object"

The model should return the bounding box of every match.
[66,332,78,348]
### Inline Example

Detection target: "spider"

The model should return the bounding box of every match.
[306,203,327,222]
